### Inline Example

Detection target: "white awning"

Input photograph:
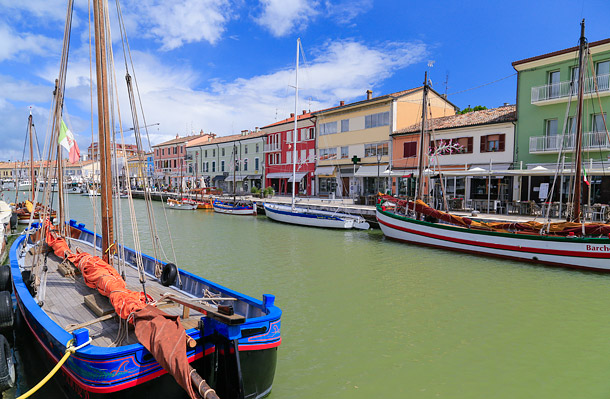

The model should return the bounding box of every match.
[288,172,308,182]
[355,165,388,177]
[266,172,292,179]
[225,175,246,182]
[314,166,336,176]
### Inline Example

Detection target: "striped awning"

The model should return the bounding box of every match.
[314,166,335,176]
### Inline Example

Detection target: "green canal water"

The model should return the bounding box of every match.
[11,194,610,398]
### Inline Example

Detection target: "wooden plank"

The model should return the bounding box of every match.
[84,293,115,317]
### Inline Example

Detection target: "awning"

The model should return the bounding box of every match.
[288,172,308,183]
[225,175,246,182]
[246,174,262,180]
[355,165,388,177]
[212,175,226,182]
[266,172,292,179]
[314,166,336,176]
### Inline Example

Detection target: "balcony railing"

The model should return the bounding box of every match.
[531,74,610,103]
[529,131,610,153]
[264,144,281,152]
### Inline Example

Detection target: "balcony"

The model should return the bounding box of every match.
[264,144,281,153]
[531,74,610,104]
[529,131,610,154]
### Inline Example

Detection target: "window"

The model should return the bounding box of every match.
[286,151,291,164]
[162,148,165,156]
[256,143,259,152]
[320,122,338,135]
[456,137,474,154]
[592,113,607,132]
[204,162,209,172]
[319,148,337,160]
[309,148,315,160]
[221,160,225,171]
[364,142,389,157]
[548,71,560,98]
[212,161,216,172]
[221,148,225,156]
[301,149,307,161]
[403,142,417,158]
[430,138,472,155]
[174,147,177,155]
[365,112,390,129]
[255,157,259,171]
[545,119,558,136]
[275,153,280,164]
[244,158,248,171]
[307,127,315,140]
[480,134,505,153]
[567,116,577,134]
[204,150,207,157]
[244,145,248,154]
[596,60,610,77]
[341,119,349,132]
[212,149,216,157]
[340,146,349,159]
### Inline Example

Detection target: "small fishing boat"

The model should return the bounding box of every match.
[65,182,84,194]
[213,199,257,215]
[166,198,197,210]
[10,0,282,397]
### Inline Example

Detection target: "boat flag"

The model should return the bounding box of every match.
[583,165,590,186]
[58,119,81,163]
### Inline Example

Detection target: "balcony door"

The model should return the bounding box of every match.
[548,71,560,98]
[545,119,558,150]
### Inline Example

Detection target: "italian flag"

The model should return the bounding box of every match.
[583,166,590,186]
[59,119,80,163]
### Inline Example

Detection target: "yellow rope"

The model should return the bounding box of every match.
[16,342,75,399]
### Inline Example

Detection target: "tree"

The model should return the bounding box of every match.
[458,105,487,115]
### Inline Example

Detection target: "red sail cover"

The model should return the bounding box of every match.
[43,221,197,399]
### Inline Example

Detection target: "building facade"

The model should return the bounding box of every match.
[313,88,458,198]
[513,37,610,204]
[261,111,316,196]
[186,130,266,193]
[153,132,213,188]
[392,105,517,205]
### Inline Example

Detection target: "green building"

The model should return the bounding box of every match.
[512,36,610,203]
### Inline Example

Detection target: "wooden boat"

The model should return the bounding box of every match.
[213,199,257,215]
[166,198,197,210]
[13,200,57,224]
[377,21,610,272]
[10,0,281,398]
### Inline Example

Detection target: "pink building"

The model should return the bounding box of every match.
[153,132,214,187]
[262,111,316,196]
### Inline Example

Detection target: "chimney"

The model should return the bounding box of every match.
[175,134,179,139]
[503,102,509,106]
[290,113,295,118]
[366,90,372,100]
[200,129,204,135]
[255,127,259,131]
[302,110,306,115]
[340,100,345,106]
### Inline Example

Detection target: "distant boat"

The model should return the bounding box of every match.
[16,180,32,192]
[263,39,370,230]
[213,198,256,215]
[166,198,197,210]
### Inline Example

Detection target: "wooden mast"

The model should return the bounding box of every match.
[571,20,587,223]
[93,0,114,263]
[291,38,299,210]
[416,72,429,203]
[28,111,35,201]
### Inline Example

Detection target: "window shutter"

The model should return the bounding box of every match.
[467,137,473,153]
[480,136,487,153]
[499,134,505,152]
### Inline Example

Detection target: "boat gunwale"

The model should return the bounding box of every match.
[376,204,610,244]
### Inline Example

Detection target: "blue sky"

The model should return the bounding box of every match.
[0,0,609,161]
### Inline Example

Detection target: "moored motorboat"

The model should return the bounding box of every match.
[264,203,369,229]
[213,199,257,215]
[166,198,197,210]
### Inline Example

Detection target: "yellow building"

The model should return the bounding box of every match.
[313,88,457,197]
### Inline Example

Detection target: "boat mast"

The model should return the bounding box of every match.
[572,20,587,223]
[93,0,114,263]
[28,110,35,201]
[416,71,429,203]
[291,38,300,210]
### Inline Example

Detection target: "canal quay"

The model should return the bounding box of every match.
[6,194,610,399]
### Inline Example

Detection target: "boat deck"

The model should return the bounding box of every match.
[27,242,204,348]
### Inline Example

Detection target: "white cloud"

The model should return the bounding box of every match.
[324,0,373,24]
[0,0,69,24]
[0,23,60,62]
[123,0,232,50]
[256,0,320,37]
